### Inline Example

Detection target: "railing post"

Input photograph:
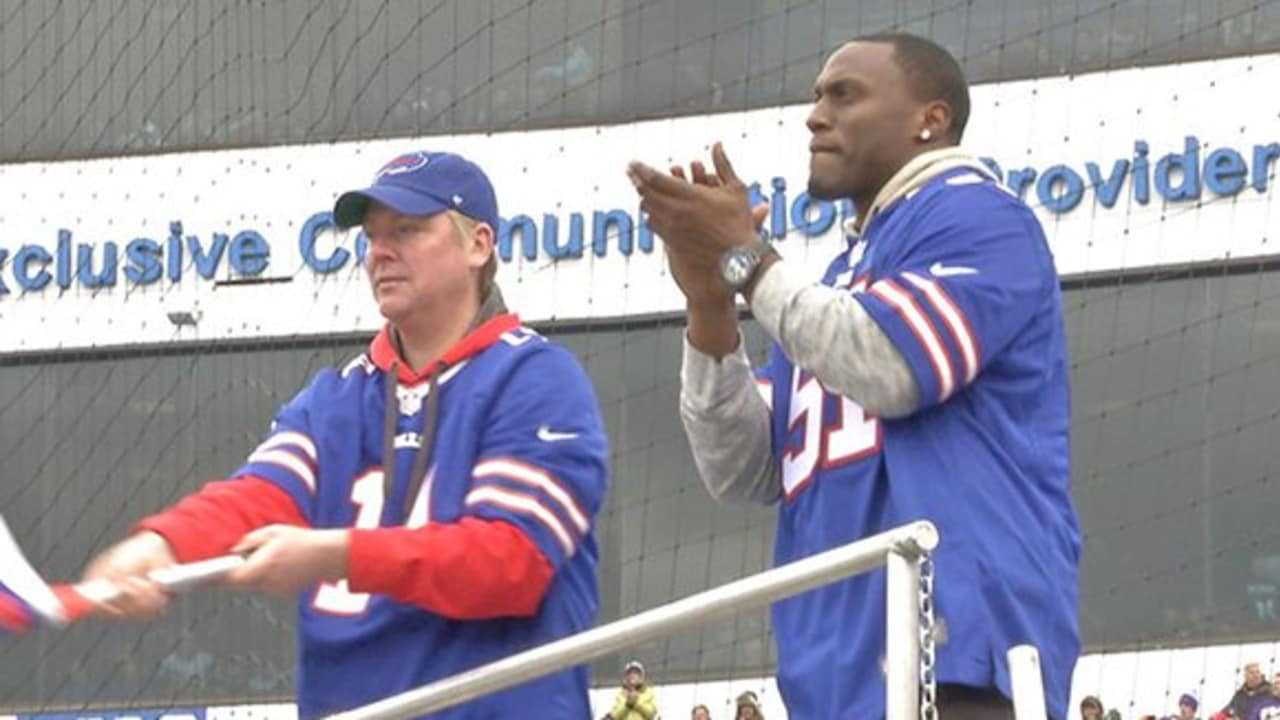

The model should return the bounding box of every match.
[1008,644,1048,720]
[885,548,921,720]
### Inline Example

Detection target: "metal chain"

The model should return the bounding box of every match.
[918,551,938,720]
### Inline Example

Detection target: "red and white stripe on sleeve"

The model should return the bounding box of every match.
[465,458,590,559]
[868,277,957,401]
[245,430,317,493]
[901,271,980,386]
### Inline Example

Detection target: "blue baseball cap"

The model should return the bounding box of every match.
[333,150,499,230]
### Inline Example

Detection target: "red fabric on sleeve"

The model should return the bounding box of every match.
[0,593,31,633]
[134,476,308,563]
[347,517,554,620]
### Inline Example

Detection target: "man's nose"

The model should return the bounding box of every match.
[366,234,395,259]
[806,102,830,134]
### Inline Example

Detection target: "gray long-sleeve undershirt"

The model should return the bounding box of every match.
[679,258,920,505]
[680,149,993,506]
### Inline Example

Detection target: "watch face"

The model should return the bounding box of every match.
[721,247,760,288]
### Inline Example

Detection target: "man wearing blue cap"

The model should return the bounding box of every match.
[81,150,610,718]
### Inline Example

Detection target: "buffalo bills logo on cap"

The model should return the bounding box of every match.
[376,151,431,180]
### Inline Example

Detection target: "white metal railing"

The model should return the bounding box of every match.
[329,520,940,720]
[1009,644,1049,720]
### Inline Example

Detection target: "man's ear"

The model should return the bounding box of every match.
[469,222,495,268]
[920,99,954,142]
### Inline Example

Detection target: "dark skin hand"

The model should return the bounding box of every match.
[626,143,769,358]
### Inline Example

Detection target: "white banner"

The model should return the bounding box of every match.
[0,52,1276,352]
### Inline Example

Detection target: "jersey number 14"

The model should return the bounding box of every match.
[312,469,431,616]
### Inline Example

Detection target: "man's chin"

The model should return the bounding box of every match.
[807,154,849,199]
[376,298,409,325]
[806,176,844,200]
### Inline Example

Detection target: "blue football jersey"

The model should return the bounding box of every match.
[762,168,1081,720]
[233,318,609,719]
[1251,695,1280,720]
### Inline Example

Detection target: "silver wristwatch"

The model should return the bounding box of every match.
[720,240,774,292]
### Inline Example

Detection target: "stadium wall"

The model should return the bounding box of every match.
[3,3,1280,715]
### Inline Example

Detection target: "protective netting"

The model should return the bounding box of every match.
[1,1,1279,718]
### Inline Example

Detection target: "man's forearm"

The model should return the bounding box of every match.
[685,296,739,359]
[680,335,780,504]
[135,476,307,563]
[749,260,920,418]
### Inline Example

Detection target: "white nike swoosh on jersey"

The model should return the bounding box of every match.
[537,425,579,442]
[929,261,979,277]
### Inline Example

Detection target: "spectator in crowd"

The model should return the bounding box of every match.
[1173,693,1201,720]
[1214,663,1273,720]
[1151,693,1201,720]
[691,704,712,720]
[1082,696,1105,720]
[1240,675,1280,720]
[603,660,659,720]
[735,691,764,720]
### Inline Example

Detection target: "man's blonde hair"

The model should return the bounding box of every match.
[447,210,498,296]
